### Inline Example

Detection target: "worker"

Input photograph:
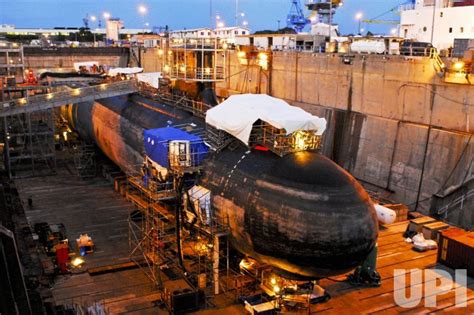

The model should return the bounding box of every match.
[91,64,98,74]
[25,70,37,84]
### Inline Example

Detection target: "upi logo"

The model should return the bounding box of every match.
[394,269,467,308]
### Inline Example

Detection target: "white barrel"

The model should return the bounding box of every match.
[374,204,397,225]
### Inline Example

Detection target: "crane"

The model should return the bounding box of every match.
[82,14,90,29]
[362,19,398,25]
[306,0,343,24]
[287,0,309,32]
[362,1,413,31]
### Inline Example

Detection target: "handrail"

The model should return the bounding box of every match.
[166,67,225,81]
[0,80,138,116]
[429,48,446,74]
[141,88,212,119]
[436,188,474,217]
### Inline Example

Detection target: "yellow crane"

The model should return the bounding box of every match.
[362,19,398,25]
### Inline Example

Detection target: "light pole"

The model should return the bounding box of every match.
[329,1,333,45]
[430,1,436,45]
[355,12,363,35]
[235,0,239,26]
[138,5,148,35]
[277,19,281,30]
[210,0,213,28]
[90,15,97,45]
[103,12,111,44]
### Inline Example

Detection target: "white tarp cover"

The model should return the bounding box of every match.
[206,94,327,145]
[73,61,99,71]
[137,72,162,89]
[108,67,143,76]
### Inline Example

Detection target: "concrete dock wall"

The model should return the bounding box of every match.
[141,49,473,228]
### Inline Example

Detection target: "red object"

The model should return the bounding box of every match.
[254,145,270,152]
[437,229,474,277]
[25,70,37,84]
[452,0,474,6]
[55,243,69,273]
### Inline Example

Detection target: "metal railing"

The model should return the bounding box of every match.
[429,48,446,74]
[152,92,213,119]
[251,122,322,157]
[166,67,225,81]
[398,3,415,12]
[436,189,474,219]
[169,37,227,50]
[0,80,138,116]
[0,42,22,50]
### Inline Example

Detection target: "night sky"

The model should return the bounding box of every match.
[0,0,404,35]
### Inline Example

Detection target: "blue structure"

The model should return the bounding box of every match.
[287,0,309,32]
[144,127,208,169]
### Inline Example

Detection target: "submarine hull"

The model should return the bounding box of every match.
[69,95,378,279]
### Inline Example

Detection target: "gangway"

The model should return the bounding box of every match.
[0,80,138,117]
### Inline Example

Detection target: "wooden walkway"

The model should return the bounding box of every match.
[311,221,474,314]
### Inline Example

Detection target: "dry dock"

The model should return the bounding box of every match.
[14,165,473,314]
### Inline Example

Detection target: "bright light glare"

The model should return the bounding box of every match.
[138,5,147,15]
[71,257,85,267]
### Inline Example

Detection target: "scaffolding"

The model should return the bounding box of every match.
[73,142,97,179]
[207,121,323,157]
[127,145,231,309]
[0,42,24,85]
[157,37,227,82]
[1,108,56,178]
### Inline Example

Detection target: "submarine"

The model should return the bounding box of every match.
[66,94,379,280]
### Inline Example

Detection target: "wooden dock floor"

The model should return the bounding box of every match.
[15,168,167,314]
[312,221,474,314]
[15,168,473,314]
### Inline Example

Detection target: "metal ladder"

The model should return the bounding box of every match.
[429,48,446,76]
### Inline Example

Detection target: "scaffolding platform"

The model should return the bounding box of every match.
[127,175,176,202]
[160,37,227,82]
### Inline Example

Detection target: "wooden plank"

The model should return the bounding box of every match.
[88,261,140,276]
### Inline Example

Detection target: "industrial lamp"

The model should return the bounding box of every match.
[453,61,464,71]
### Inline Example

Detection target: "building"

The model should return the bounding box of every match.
[131,34,164,47]
[235,33,297,50]
[105,19,124,42]
[213,27,250,44]
[169,28,214,39]
[169,27,250,43]
[310,22,339,38]
[0,24,150,38]
[399,0,474,50]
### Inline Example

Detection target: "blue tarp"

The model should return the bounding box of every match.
[144,127,208,168]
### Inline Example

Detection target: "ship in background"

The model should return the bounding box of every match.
[400,0,474,50]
